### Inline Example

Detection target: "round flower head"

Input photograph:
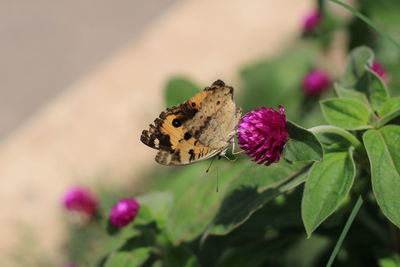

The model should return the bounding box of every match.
[63,187,98,217]
[302,10,322,33]
[302,69,331,96]
[237,106,288,166]
[371,60,389,83]
[109,198,140,228]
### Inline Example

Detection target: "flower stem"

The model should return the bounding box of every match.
[329,0,400,50]
[326,195,363,267]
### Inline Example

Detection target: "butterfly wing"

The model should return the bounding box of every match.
[141,80,241,165]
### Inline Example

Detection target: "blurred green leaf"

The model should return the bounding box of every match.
[165,77,201,107]
[284,234,331,267]
[339,46,374,89]
[104,248,151,267]
[321,98,372,130]
[163,245,200,267]
[302,150,356,237]
[283,121,323,163]
[239,46,315,120]
[377,97,400,127]
[334,83,369,105]
[363,126,400,228]
[137,191,173,228]
[378,256,400,267]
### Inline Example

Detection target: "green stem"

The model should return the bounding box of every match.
[329,0,400,50]
[326,195,363,267]
[309,125,363,150]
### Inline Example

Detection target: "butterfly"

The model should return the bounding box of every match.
[141,80,242,165]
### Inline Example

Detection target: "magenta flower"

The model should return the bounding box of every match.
[371,60,389,83]
[302,10,322,33]
[63,187,98,217]
[302,69,331,96]
[237,106,288,166]
[109,198,140,228]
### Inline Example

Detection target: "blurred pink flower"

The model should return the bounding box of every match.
[63,187,98,218]
[109,198,140,228]
[302,10,322,33]
[302,69,331,96]
[371,60,389,83]
[237,106,288,166]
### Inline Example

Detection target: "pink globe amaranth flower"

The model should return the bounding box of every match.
[302,69,331,96]
[63,187,98,217]
[109,198,140,228]
[302,10,322,33]
[371,60,389,83]
[237,106,288,166]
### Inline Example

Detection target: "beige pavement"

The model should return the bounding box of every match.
[0,0,313,265]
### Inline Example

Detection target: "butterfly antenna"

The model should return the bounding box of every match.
[206,157,216,173]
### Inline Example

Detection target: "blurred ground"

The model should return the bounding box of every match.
[0,0,178,138]
[0,0,313,265]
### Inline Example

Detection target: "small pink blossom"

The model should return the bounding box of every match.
[371,60,389,83]
[237,106,288,166]
[109,198,140,228]
[302,69,331,96]
[302,10,322,33]
[63,187,98,218]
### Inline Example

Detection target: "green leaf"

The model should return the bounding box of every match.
[165,160,308,244]
[378,256,400,267]
[309,125,363,152]
[339,46,374,88]
[364,68,390,111]
[136,191,173,228]
[302,150,356,237]
[320,98,372,130]
[165,77,201,107]
[283,121,323,162]
[104,248,152,267]
[377,97,400,127]
[334,83,369,106]
[363,126,400,228]
[163,245,200,267]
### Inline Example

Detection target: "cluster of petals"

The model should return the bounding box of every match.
[109,198,140,228]
[237,106,288,166]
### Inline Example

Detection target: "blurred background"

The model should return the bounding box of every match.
[0,0,348,266]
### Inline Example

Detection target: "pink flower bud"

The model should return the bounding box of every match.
[371,60,389,83]
[302,69,331,96]
[63,187,98,218]
[302,10,322,33]
[237,106,288,166]
[109,198,140,228]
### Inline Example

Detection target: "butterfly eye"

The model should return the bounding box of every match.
[216,101,221,105]
[191,102,196,107]
[172,118,182,127]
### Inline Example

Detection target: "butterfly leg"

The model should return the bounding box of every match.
[230,140,245,155]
